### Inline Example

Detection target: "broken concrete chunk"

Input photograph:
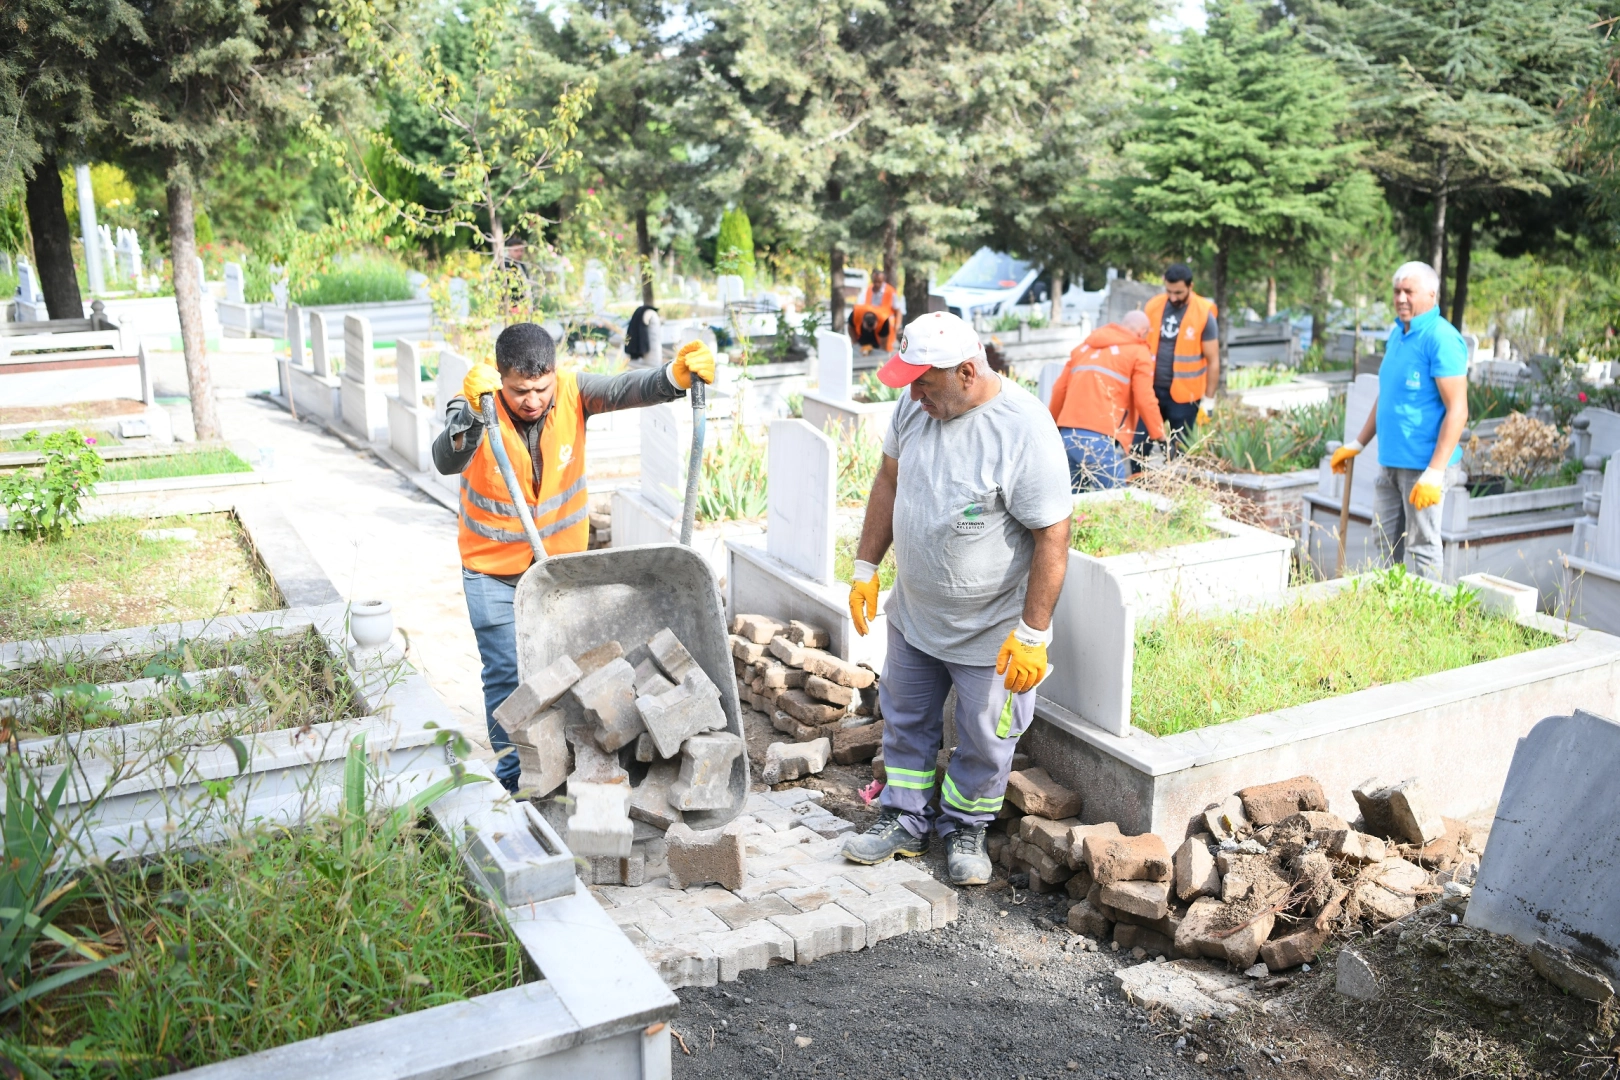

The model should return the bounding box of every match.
[493,655,583,734]
[567,782,633,857]
[1005,768,1082,820]
[1020,816,1081,862]
[569,657,642,753]
[567,736,628,790]
[761,738,831,785]
[1174,896,1274,969]
[786,620,830,648]
[1236,775,1328,826]
[1261,925,1328,971]
[513,708,568,798]
[665,821,746,890]
[804,674,856,707]
[1335,948,1379,1000]
[574,641,624,675]
[1220,874,1251,903]
[1353,858,1426,922]
[632,655,676,699]
[1114,962,1241,1022]
[730,613,784,645]
[1325,829,1388,864]
[637,668,726,759]
[730,635,766,663]
[671,731,745,811]
[776,688,846,726]
[634,731,657,763]
[1100,879,1170,921]
[831,720,884,765]
[1174,837,1221,901]
[1084,832,1172,885]
[1528,939,1615,1003]
[628,759,683,830]
[1067,899,1113,939]
[1202,795,1249,842]
[648,627,700,684]
[800,649,876,689]
[1066,821,1123,870]
[1353,777,1445,845]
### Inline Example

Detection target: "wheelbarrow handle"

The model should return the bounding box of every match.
[481,392,548,564]
[679,378,707,547]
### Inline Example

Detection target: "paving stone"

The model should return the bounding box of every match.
[567,782,633,857]
[1352,777,1445,845]
[840,858,934,893]
[641,937,719,989]
[901,877,959,929]
[1529,939,1615,1003]
[1237,775,1328,826]
[513,707,567,798]
[778,852,859,886]
[800,649,875,688]
[1020,816,1082,862]
[785,620,830,648]
[1113,923,1175,957]
[776,689,845,726]
[794,810,856,840]
[832,720,884,764]
[671,731,745,811]
[493,655,583,733]
[1260,925,1328,971]
[1067,821,1123,869]
[581,852,647,886]
[770,903,867,963]
[731,868,814,902]
[1115,962,1240,1021]
[1335,948,1379,1000]
[574,641,624,675]
[777,876,869,911]
[839,885,930,943]
[1326,829,1388,864]
[699,918,796,981]
[1085,832,1173,885]
[768,635,807,667]
[1101,879,1171,921]
[761,738,831,784]
[1005,768,1082,819]
[569,657,642,752]
[638,669,726,759]
[1065,868,1096,901]
[666,822,747,890]
[731,613,785,645]
[804,674,856,707]
[595,880,685,908]
[757,662,790,690]
[607,899,673,927]
[652,886,737,918]
[1174,837,1221,901]
[629,759,683,829]
[632,656,677,699]
[1067,899,1112,939]
[730,635,766,663]
[647,626,701,685]
[1202,796,1250,842]
[710,893,798,930]
[1009,838,1071,885]
[568,737,628,789]
[634,731,658,763]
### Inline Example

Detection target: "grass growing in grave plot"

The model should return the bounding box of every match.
[97,447,254,483]
[1224,365,1296,390]
[7,760,521,1076]
[1131,568,1558,737]
[1187,397,1345,474]
[834,533,897,590]
[0,625,359,739]
[1070,492,1217,557]
[0,513,278,639]
[694,427,768,524]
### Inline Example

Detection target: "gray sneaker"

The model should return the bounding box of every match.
[842,808,929,864]
[946,824,992,885]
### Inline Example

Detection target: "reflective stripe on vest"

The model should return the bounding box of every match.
[1067,363,1129,385]
[457,371,590,574]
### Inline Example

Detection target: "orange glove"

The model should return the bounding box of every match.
[996,620,1051,694]
[1330,440,1362,475]
[1410,468,1444,510]
[462,361,501,406]
[849,560,880,636]
[672,341,715,389]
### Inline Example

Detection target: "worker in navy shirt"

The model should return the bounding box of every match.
[1329,261,1469,580]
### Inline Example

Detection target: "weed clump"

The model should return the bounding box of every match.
[1070,491,1217,557]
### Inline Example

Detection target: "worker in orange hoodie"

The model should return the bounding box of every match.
[849,269,902,354]
[1048,310,1164,490]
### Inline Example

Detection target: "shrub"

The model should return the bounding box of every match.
[1484,412,1567,486]
[1,429,103,540]
[291,255,413,306]
[715,208,756,288]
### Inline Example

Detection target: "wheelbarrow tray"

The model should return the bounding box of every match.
[512,542,749,832]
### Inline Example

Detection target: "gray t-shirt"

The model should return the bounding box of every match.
[881,377,1073,665]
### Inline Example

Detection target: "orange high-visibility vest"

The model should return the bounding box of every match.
[1144,291,1218,403]
[859,282,898,311]
[457,371,589,574]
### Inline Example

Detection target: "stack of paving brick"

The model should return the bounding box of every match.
[991,772,1471,975]
[493,626,746,880]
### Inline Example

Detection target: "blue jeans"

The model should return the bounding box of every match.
[1060,427,1128,491]
[462,568,521,791]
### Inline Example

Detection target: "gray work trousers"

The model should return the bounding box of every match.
[877,623,1035,838]
[1372,465,1459,582]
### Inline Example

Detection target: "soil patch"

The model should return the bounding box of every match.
[0,399,148,426]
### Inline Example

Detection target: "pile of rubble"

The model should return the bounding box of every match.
[491,626,746,871]
[986,772,1480,975]
[729,614,885,783]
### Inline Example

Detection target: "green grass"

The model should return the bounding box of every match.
[1131,568,1558,737]
[15,815,523,1075]
[98,448,254,483]
[1188,397,1345,474]
[292,256,413,307]
[1070,492,1216,557]
[1225,365,1296,390]
[0,513,280,639]
[856,370,902,403]
[693,427,768,524]
[836,422,883,505]
[835,533,897,589]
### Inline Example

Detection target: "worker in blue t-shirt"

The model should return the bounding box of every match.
[1328,261,1469,580]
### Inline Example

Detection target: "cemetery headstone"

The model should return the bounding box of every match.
[194,256,207,290]
[116,228,142,279]
[767,420,836,584]
[224,262,245,304]
[16,258,42,303]
[640,402,691,519]
[1594,457,1620,569]
[397,340,422,408]
[344,314,375,384]
[75,164,104,295]
[271,270,288,308]
[287,304,304,368]
[436,348,471,423]
[407,270,429,301]
[97,224,117,283]
[1342,372,1380,510]
[717,274,745,307]
[817,332,853,402]
[309,310,331,377]
[448,276,470,319]
[1036,361,1065,406]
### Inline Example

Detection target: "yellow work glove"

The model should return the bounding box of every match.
[1329,439,1362,475]
[848,559,880,637]
[1410,467,1444,510]
[672,341,716,389]
[996,620,1051,694]
[462,361,501,406]
[1197,396,1215,425]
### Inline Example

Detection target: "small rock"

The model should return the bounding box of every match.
[1221,874,1251,903]
[1441,881,1471,914]
[1244,963,1268,978]
[1202,795,1249,842]
[1528,939,1615,1003]
[1173,837,1221,901]
[794,1035,813,1049]
[1335,948,1379,1000]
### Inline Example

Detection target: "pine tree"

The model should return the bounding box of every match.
[715,206,756,288]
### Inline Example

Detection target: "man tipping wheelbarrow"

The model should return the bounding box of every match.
[433,323,716,792]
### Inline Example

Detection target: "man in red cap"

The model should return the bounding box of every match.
[841,311,1073,885]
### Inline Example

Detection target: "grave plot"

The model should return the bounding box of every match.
[1026,568,1620,837]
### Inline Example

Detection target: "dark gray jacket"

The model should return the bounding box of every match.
[433,364,683,483]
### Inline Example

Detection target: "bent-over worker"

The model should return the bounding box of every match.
[433,323,716,791]
[842,311,1072,885]
[1329,262,1467,581]
[1134,262,1219,456]
[1048,310,1164,491]
[849,268,902,355]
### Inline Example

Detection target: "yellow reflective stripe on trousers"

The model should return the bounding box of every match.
[885,766,936,791]
[941,774,1003,812]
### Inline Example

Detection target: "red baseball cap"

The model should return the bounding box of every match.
[876,311,986,387]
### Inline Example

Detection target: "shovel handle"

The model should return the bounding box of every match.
[1336,455,1354,577]
[481,392,547,563]
[679,379,707,547]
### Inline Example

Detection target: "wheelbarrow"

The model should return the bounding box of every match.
[478,376,748,837]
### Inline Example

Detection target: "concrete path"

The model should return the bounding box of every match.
[212,395,491,755]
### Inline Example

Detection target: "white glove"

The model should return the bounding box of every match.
[1418,467,1443,489]
[853,559,880,582]
[1199,397,1216,413]
[1013,618,1053,646]
[1344,439,1363,453]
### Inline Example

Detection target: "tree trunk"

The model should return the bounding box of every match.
[1450,214,1473,331]
[829,247,846,335]
[882,215,898,286]
[24,152,83,319]
[635,206,654,307]
[489,201,505,269]
[1265,274,1277,320]
[1212,238,1230,384]
[1308,259,1334,360]
[1430,150,1449,296]
[1049,269,1064,325]
[167,174,220,441]
[903,264,928,329]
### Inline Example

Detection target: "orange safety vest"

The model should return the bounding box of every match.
[457,371,590,574]
[1144,291,1218,403]
[859,282,898,311]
